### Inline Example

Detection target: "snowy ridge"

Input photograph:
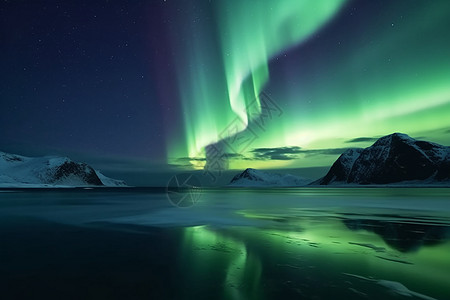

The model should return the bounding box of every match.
[316,133,450,185]
[95,170,127,187]
[0,151,126,188]
[229,168,311,187]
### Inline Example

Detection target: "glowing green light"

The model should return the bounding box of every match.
[168,1,450,171]
[168,0,347,164]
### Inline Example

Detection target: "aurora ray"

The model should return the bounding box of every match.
[168,0,347,165]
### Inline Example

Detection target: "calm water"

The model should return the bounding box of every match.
[0,187,449,299]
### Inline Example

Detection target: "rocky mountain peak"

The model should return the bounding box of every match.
[316,133,450,185]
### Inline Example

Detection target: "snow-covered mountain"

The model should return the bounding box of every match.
[0,151,126,187]
[229,168,311,186]
[315,133,450,185]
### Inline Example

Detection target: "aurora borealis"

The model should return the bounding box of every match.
[167,0,450,172]
[1,0,450,185]
[168,1,347,161]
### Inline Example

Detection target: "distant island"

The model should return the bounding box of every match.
[229,168,311,187]
[0,151,126,188]
[230,133,450,187]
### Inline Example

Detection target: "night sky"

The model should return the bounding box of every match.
[1,0,450,186]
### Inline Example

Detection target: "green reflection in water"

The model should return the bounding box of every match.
[180,225,262,300]
[238,211,450,297]
[178,208,450,300]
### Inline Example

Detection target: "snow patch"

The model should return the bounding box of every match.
[0,151,127,188]
[95,171,127,187]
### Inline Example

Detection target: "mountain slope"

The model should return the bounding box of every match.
[0,151,126,187]
[229,168,311,186]
[316,133,450,185]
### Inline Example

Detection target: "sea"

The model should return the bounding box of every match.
[0,187,449,300]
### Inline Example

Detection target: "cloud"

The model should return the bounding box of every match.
[224,153,246,159]
[250,146,354,160]
[171,152,249,168]
[302,148,356,156]
[251,146,302,160]
[345,137,379,143]
[171,146,356,165]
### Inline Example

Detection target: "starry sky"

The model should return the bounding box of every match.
[1,0,450,186]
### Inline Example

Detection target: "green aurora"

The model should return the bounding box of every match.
[167,0,450,171]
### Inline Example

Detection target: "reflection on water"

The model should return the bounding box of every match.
[180,226,263,300]
[178,214,450,299]
[344,218,449,252]
[0,188,449,299]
